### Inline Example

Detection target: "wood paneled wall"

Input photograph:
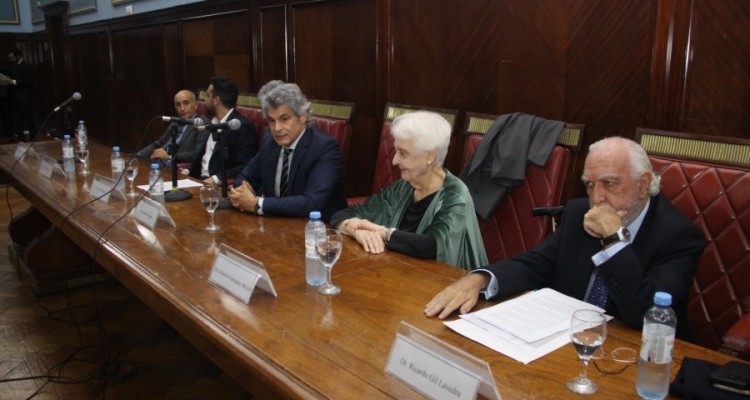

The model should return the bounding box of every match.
[4,0,750,198]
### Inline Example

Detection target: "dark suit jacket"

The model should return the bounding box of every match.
[460,113,563,219]
[9,59,33,104]
[485,195,704,340]
[234,126,347,222]
[137,115,209,164]
[188,109,257,180]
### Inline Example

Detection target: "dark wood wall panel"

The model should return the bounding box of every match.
[291,0,377,196]
[686,0,750,137]
[67,32,111,144]
[258,6,289,84]
[8,0,750,199]
[111,26,168,152]
[162,22,182,105]
[184,12,251,92]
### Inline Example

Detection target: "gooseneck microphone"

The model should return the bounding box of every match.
[197,118,241,132]
[160,116,205,126]
[53,92,82,113]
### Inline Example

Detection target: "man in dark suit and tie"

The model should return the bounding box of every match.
[229,80,347,222]
[137,89,209,167]
[1,48,35,141]
[424,137,704,341]
[185,77,257,185]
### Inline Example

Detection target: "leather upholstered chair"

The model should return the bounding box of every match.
[347,103,459,206]
[236,93,265,144]
[462,112,584,263]
[636,128,750,358]
[310,99,355,173]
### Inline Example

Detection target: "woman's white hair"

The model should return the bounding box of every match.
[589,137,661,195]
[390,111,451,167]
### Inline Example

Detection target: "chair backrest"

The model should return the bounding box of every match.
[370,103,459,194]
[462,112,584,263]
[310,99,355,172]
[636,127,750,350]
[195,89,208,117]
[235,93,265,144]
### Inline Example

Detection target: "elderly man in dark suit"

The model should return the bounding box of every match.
[1,48,35,141]
[425,137,705,341]
[229,80,346,222]
[185,77,257,185]
[137,89,209,167]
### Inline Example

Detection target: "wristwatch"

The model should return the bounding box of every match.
[384,227,397,242]
[254,201,261,213]
[601,226,631,248]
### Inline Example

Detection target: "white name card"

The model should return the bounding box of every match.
[385,322,500,400]
[208,243,277,304]
[133,196,176,230]
[39,155,65,179]
[14,142,39,160]
[89,174,114,203]
[88,174,127,203]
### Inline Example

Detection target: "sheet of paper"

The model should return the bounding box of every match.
[444,288,611,365]
[137,179,204,192]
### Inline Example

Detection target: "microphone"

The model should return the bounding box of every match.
[53,92,82,112]
[161,116,205,126]
[197,118,241,132]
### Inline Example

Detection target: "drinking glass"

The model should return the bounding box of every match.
[316,229,343,295]
[200,185,220,231]
[76,145,90,176]
[125,158,139,197]
[567,309,607,394]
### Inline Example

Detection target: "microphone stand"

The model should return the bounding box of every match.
[215,128,233,209]
[164,123,192,201]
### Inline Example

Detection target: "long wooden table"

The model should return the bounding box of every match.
[0,141,736,399]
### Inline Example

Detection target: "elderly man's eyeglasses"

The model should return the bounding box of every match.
[591,347,637,375]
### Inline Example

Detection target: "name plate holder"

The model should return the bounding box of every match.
[14,142,39,160]
[385,321,500,400]
[39,155,66,179]
[208,243,277,304]
[89,174,127,203]
[133,196,176,230]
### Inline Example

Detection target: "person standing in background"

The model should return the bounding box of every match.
[0,48,35,141]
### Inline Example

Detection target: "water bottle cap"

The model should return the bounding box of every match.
[79,120,84,124]
[151,163,160,170]
[63,134,70,139]
[113,146,120,152]
[309,211,321,220]
[654,292,672,306]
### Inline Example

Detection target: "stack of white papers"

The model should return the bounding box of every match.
[445,288,611,364]
[137,179,205,192]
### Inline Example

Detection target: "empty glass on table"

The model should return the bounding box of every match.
[125,158,139,197]
[316,229,343,296]
[76,145,90,176]
[200,184,220,231]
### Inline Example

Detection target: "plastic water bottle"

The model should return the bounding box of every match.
[111,146,125,191]
[75,120,87,148]
[636,292,677,399]
[148,163,165,205]
[305,211,326,286]
[62,135,75,173]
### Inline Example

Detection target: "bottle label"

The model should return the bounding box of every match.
[63,147,73,157]
[640,332,674,363]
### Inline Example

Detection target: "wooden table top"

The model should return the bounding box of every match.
[0,141,736,399]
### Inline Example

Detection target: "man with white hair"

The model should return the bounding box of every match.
[425,136,704,341]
